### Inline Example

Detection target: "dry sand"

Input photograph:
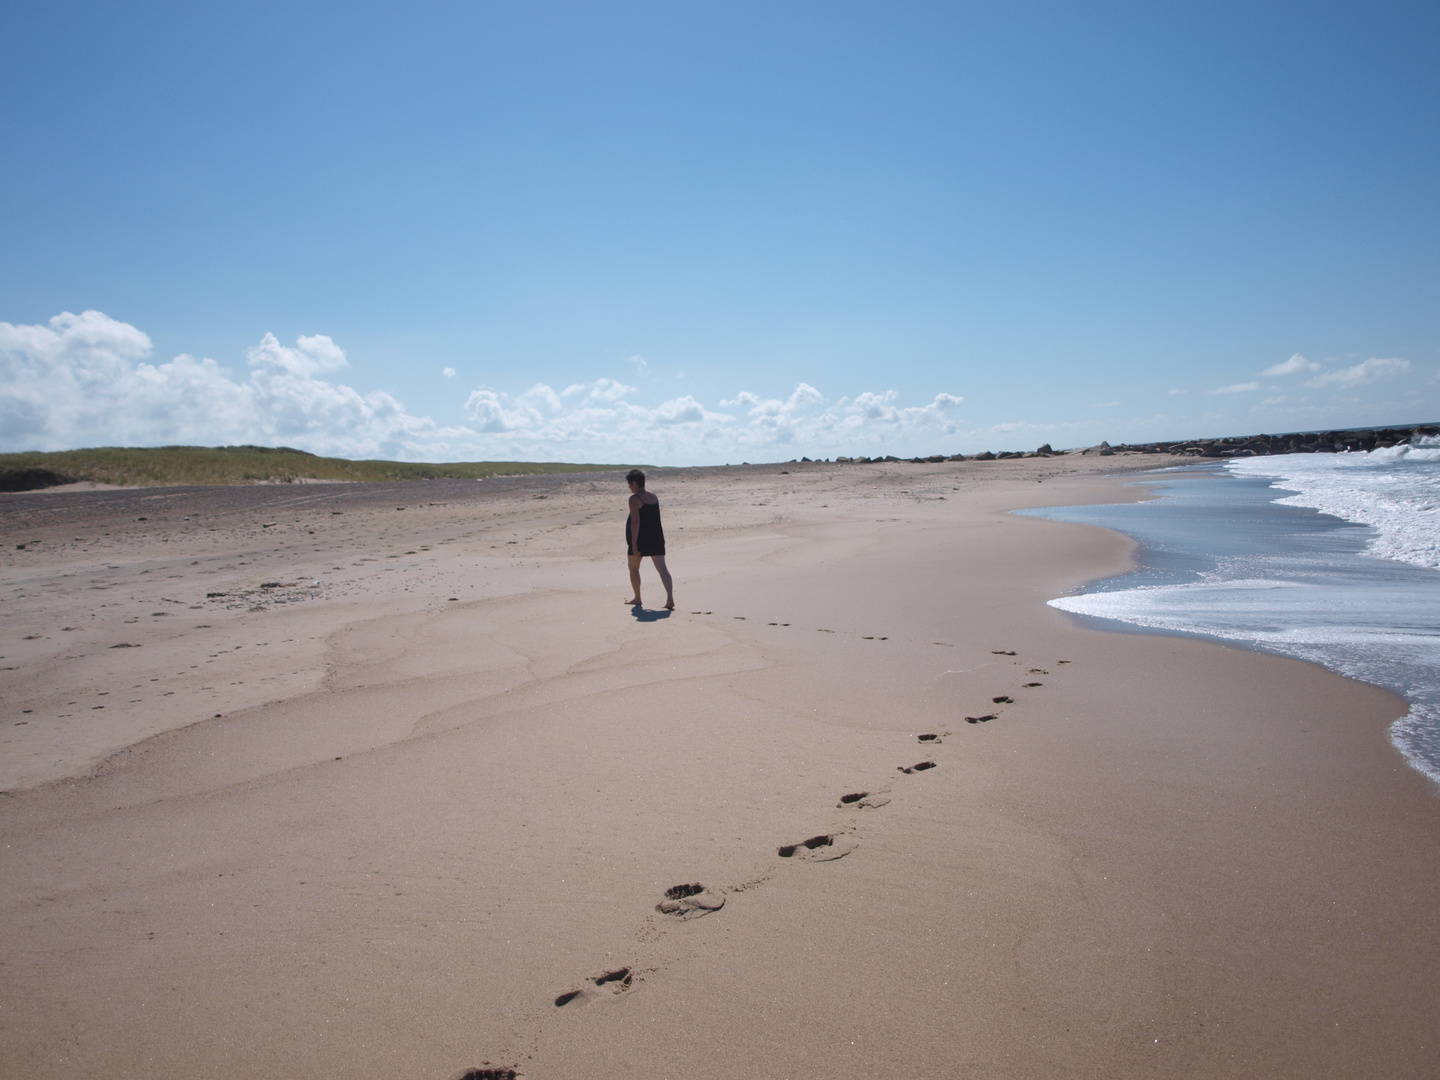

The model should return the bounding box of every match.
[1,457,1436,1079]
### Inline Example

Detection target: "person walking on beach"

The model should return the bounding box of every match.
[624,468,674,610]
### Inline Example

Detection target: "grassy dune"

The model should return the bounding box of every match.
[0,446,626,491]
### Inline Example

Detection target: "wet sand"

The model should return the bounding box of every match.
[1,457,1436,1078]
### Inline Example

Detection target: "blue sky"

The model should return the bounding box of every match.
[2,1,1437,463]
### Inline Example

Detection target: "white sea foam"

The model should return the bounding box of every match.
[1049,576,1440,650]
[1035,449,1440,785]
[1225,436,1440,569]
[1391,706,1440,786]
[1052,575,1440,783]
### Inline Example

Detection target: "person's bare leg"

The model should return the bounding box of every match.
[625,554,644,605]
[652,555,675,609]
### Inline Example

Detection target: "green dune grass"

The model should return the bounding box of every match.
[0,446,626,491]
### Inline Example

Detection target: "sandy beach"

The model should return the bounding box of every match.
[1,456,1436,1079]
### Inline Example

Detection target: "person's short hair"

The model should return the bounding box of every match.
[626,469,646,488]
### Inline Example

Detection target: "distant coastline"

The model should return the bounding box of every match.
[829,421,1440,464]
[1081,421,1440,459]
[3,422,1435,491]
[0,445,628,492]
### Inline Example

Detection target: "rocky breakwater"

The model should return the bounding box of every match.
[833,443,1066,464]
[1105,423,1438,458]
[825,424,1437,465]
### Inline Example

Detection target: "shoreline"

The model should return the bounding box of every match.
[4,419,1436,496]
[2,457,1435,1078]
[1026,459,1440,791]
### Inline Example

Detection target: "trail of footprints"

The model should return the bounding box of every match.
[964,651,1068,723]
[689,611,888,640]
[462,642,1071,1077]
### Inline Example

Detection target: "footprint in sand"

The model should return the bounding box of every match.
[777,834,857,861]
[966,714,997,724]
[554,966,634,1007]
[656,883,725,919]
[837,791,891,809]
[992,649,1016,655]
[1029,668,1049,675]
[898,761,937,774]
[456,1067,518,1080]
[1024,681,1043,687]
[917,732,941,743]
[992,695,1012,703]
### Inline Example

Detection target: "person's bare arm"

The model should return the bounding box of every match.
[628,493,644,553]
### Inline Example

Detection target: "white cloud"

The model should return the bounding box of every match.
[1263,353,1321,376]
[727,383,823,420]
[1305,356,1411,389]
[523,383,563,411]
[841,390,962,428]
[587,377,635,403]
[248,332,349,377]
[452,380,961,457]
[0,311,440,458]
[462,388,517,433]
[652,396,707,425]
[462,383,568,432]
[718,391,759,408]
[1209,382,1260,395]
[0,311,968,465]
[627,354,648,374]
[442,367,456,378]
[1167,388,1184,395]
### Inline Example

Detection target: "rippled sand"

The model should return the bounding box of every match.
[1,456,1435,1079]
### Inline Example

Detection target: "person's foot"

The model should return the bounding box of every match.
[663,599,675,610]
[624,597,642,606]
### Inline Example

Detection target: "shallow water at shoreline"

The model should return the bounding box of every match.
[1021,459,1440,785]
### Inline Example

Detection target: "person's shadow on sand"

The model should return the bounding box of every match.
[630,607,672,623]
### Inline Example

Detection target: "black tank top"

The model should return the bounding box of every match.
[626,499,666,556]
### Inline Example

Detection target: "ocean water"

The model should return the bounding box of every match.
[1018,437,1440,785]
